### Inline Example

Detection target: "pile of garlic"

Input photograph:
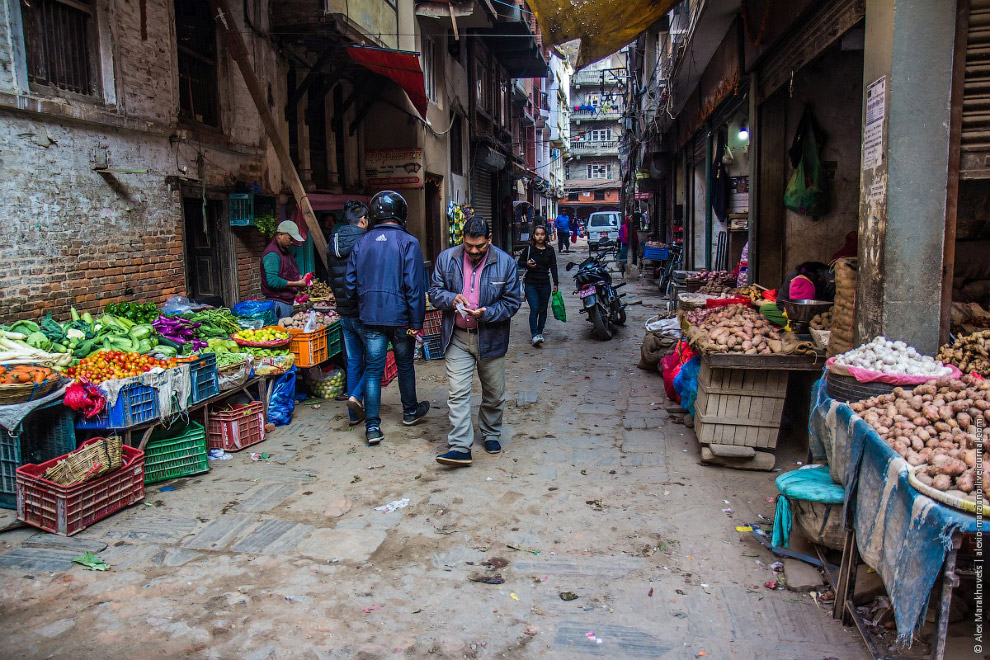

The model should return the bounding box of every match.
[833,336,953,377]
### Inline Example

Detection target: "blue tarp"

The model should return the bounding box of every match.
[808,379,977,642]
[772,466,845,548]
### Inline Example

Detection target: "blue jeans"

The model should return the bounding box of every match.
[524,283,551,337]
[363,326,418,430]
[270,300,294,319]
[340,317,366,414]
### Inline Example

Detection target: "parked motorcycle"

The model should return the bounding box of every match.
[565,242,627,340]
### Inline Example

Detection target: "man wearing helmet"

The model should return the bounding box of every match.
[344,191,431,445]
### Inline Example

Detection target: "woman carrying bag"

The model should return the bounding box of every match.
[517,225,560,346]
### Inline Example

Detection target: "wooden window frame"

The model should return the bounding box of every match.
[20,0,101,99]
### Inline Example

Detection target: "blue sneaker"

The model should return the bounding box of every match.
[484,439,502,455]
[436,449,472,466]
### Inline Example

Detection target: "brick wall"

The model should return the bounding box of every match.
[233,226,270,300]
[0,1,284,324]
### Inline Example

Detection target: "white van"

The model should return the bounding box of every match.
[586,211,621,252]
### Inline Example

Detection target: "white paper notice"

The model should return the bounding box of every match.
[863,76,886,170]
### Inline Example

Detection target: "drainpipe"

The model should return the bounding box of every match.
[704,122,713,270]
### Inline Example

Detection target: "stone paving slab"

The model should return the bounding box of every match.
[182,514,255,551]
[98,543,202,570]
[513,556,647,580]
[235,483,300,513]
[620,430,666,453]
[295,528,387,563]
[552,622,673,658]
[230,520,313,554]
[0,547,79,572]
[101,516,200,544]
[21,534,107,554]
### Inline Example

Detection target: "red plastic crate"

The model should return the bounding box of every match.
[423,310,443,336]
[207,402,266,452]
[382,350,397,386]
[15,439,145,536]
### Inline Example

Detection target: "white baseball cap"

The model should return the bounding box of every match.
[276,220,304,242]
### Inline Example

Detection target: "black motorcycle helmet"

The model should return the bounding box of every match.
[369,190,408,226]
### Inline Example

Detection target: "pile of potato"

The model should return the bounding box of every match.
[850,375,988,497]
[278,310,340,330]
[686,304,781,354]
[937,329,990,376]
[810,311,832,330]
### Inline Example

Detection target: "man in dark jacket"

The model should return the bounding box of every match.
[345,191,430,445]
[428,216,522,466]
[327,200,369,424]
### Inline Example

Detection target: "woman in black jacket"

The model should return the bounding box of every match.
[517,225,559,346]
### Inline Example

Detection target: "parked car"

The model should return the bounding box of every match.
[586,211,621,252]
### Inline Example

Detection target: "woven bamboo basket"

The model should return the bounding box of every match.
[43,436,124,486]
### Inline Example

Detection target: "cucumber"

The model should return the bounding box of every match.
[156,346,178,358]
[129,325,153,340]
[157,336,183,350]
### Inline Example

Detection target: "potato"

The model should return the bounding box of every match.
[932,474,953,491]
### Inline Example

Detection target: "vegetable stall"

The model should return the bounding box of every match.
[0,286,351,536]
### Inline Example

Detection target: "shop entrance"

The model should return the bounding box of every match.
[424,175,444,262]
[182,196,229,306]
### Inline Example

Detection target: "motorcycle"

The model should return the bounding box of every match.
[565,241,627,340]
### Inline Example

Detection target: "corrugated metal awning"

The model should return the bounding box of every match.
[527,0,679,68]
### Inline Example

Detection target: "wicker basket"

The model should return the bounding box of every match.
[908,465,976,514]
[43,435,124,487]
[0,372,61,405]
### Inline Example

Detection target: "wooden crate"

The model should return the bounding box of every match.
[694,360,789,449]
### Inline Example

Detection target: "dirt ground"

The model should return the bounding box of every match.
[0,248,931,659]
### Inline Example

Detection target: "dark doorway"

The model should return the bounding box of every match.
[307,76,330,189]
[183,196,227,305]
[425,176,444,262]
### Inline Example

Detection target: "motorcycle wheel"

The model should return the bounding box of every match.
[589,304,613,340]
[613,304,627,326]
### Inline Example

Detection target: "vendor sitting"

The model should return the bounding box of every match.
[260,221,308,319]
[778,261,835,303]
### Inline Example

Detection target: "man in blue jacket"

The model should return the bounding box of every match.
[429,216,522,466]
[554,211,572,253]
[345,191,430,445]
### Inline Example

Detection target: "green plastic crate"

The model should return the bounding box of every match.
[143,421,209,484]
[326,321,343,358]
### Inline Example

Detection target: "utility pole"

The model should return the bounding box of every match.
[206,0,329,269]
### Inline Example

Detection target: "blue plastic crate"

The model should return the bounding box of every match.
[1,402,77,509]
[422,334,445,360]
[76,383,160,430]
[187,354,219,405]
[644,246,669,260]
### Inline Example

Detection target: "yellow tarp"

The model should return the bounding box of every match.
[528,0,679,68]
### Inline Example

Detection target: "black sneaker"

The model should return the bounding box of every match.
[436,449,472,466]
[484,439,502,455]
[402,401,431,426]
[366,427,384,445]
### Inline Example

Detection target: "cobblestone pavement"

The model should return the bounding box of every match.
[0,260,868,659]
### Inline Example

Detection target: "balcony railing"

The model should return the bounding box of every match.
[569,140,620,156]
[573,69,624,87]
[571,107,622,121]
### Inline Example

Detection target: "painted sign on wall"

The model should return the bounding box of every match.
[365,149,425,189]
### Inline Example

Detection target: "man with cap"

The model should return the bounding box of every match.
[345,191,430,446]
[260,220,309,319]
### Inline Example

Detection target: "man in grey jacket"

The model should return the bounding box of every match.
[428,216,522,466]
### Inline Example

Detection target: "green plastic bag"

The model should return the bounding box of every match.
[783,108,829,217]
[551,290,567,322]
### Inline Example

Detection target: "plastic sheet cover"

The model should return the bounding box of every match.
[528,0,679,67]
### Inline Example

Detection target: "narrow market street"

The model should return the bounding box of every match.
[0,254,867,659]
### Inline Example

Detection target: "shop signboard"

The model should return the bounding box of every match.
[365,149,425,189]
[634,192,651,199]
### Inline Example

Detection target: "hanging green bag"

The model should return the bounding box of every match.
[783,107,829,217]
[551,290,567,322]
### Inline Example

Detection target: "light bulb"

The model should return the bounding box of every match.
[738,126,750,141]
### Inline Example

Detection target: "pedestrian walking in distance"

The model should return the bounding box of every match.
[429,216,522,466]
[345,191,430,446]
[554,210,572,253]
[327,200,369,426]
[517,225,559,346]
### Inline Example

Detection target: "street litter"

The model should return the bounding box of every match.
[72,552,109,571]
[510,592,520,601]
[586,499,605,511]
[249,452,270,461]
[721,508,733,514]
[351,475,362,484]
[764,580,779,590]
[481,557,509,568]
[507,544,540,555]
[159,486,176,492]
[375,498,410,513]
[585,632,603,644]
[648,587,654,597]
[209,449,232,460]
[559,591,578,601]
[771,562,784,573]
[468,574,505,584]
[362,604,382,614]
[367,464,385,470]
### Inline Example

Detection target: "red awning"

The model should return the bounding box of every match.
[346,45,429,118]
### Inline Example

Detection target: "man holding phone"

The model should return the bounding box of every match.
[429,216,522,466]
